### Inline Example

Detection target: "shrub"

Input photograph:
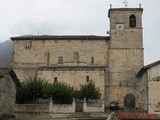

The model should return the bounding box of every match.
[16,77,101,104]
[78,81,101,100]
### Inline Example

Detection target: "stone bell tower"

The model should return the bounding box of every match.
[107,8,144,108]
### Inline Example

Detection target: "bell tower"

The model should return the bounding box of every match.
[107,8,144,108]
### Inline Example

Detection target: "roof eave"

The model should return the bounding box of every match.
[11,35,110,41]
[137,60,160,77]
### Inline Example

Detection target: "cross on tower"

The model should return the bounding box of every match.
[123,0,128,8]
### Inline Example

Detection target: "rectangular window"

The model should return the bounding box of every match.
[54,77,58,83]
[58,56,63,64]
[86,76,89,82]
[91,56,94,64]
[74,51,79,63]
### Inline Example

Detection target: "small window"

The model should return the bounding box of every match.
[58,56,63,64]
[74,51,79,62]
[54,77,58,83]
[25,41,32,50]
[130,15,136,27]
[91,56,94,64]
[86,76,89,82]
[25,46,29,49]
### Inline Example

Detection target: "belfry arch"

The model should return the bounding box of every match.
[129,15,136,27]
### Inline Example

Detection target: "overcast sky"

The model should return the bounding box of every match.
[0,0,159,65]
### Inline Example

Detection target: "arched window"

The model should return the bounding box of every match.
[130,15,136,27]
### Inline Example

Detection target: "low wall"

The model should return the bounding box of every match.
[83,98,105,113]
[15,99,75,118]
[15,98,105,118]
[50,99,76,113]
[15,104,49,113]
[15,104,50,118]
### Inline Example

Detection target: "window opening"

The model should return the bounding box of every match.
[130,15,136,27]
[86,76,89,82]
[25,41,32,50]
[91,56,94,64]
[54,77,58,83]
[58,56,63,64]
[73,51,79,63]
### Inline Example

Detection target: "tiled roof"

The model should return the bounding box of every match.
[0,68,21,87]
[0,68,12,77]
[137,60,160,77]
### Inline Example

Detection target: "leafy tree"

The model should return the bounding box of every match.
[16,77,46,104]
[44,82,75,104]
[78,81,101,100]
[42,82,53,99]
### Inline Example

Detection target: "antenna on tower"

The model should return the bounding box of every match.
[139,3,141,8]
[123,0,128,8]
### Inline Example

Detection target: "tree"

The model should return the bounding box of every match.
[43,82,75,104]
[16,77,46,104]
[78,81,101,100]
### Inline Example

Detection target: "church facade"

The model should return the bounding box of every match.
[11,7,144,109]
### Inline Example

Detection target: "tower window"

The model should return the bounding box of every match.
[58,56,63,64]
[130,15,136,27]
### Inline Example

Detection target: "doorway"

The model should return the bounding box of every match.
[124,93,135,108]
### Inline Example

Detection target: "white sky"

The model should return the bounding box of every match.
[0,0,159,65]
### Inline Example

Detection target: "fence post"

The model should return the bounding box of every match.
[72,98,76,112]
[49,98,53,112]
[83,98,87,112]
[101,100,105,112]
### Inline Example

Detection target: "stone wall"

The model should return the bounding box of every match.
[15,99,76,118]
[140,71,148,111]
[83,98,104,113]
[15,98,106,118]
[0,75,16,117]
[12,39,109,82]
[107,49,143,107]
[147,64,160,113]
[37,67,106,99]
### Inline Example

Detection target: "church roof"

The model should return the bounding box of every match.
[11,35,110,41]
[137,60,160,77]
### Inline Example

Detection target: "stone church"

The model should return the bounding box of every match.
[11,7,144,110]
